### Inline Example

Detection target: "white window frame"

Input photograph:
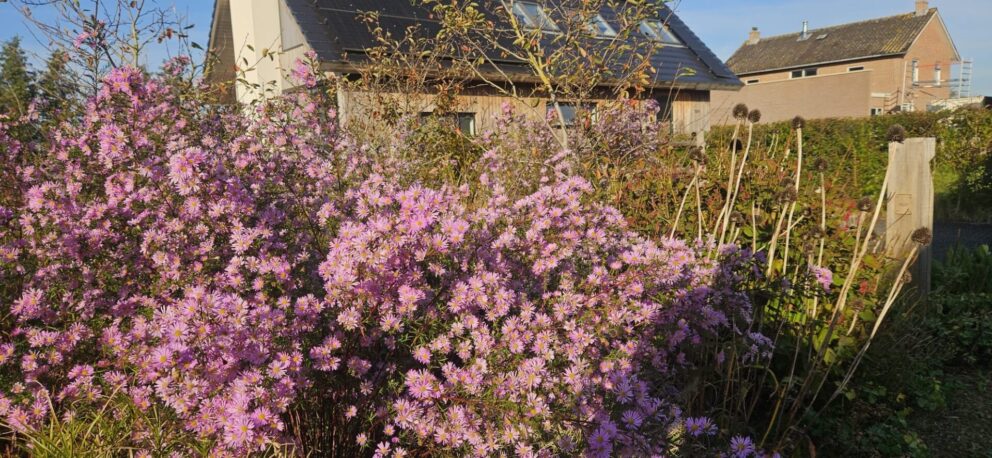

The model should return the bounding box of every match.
[638,20,684,46]
[508,1,559,32]
[587,14,617,37]
[790,68,818,79]
[870,107,884,116]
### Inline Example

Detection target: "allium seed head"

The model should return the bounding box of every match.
[911,227,932,246]
[777,188,798,204]
[747,109,762,123]
[688,146,706,164]
[887,124,907,143]
[812,157,828,172]
[733,103,749,120]
[792,116,806,129]
[857,197,873,212]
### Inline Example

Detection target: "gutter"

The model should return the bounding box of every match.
[733,52,907,77]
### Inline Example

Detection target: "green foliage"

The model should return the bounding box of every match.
[0,37,36,118]
[36,50,80,122]
[934,244,992,294]
[710,110,992,222]
[5,396,209,457]
[927,293,992,366]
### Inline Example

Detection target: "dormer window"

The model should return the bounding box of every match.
[508,2,559,32]
[639,20,683,46]
[587,14,617,37]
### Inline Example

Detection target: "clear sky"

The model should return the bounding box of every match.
[0,0,989,95]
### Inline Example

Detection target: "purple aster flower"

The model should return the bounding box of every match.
[730,436,756,458]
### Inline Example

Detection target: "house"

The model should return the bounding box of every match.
[711,0,962,124]
[205,0,741,136]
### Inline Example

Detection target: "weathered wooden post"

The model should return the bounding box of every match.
[885,137,935,295]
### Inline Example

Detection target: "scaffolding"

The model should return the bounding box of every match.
[951,59,974,98]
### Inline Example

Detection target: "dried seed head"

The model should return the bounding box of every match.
[810,226,826,238]
[792,116,806,129]
[902,271,913,284]
[777,188,798,203]
[730,211,745,225]
[857,197,873,212]
[733,103,750,120]
[812,157,829,172]
[851,299,865,312]
[747,109,762,123]
[689,146,706,164]
[780,177,796,189]
[887,124,907,143]
[729,138,744,151]
[801,207,813,219]
[911,227,932,246]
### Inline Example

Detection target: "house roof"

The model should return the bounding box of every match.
[727,8,941,75]
[210,0,742,91]
[205,0,236,101]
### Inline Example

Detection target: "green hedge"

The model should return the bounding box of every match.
[709,109,992,221]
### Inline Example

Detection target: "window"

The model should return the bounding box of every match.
[456,113,476,136]
[745,79,760,85]
[419,112,477,136]
[509,2,559,31]
[638,20,683,46]
[547,102,596,127]
[911,59,920,84]
[848,66,865,72]
[790,68,818,78]
[935,64,942,86]
[587,14,617,37]
[870,107,884,116]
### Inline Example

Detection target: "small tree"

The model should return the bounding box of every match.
[0,37,36,118]
[36,50,80,121]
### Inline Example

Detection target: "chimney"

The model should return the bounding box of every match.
[748,27,761,45]
[916,0,929,16]
[801,20,809,39]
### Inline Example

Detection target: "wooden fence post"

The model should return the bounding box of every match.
[885,137,935,295]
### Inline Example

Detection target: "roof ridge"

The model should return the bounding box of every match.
[750,7,934,42]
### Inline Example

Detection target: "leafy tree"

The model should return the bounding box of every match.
[0,37,36,118]
[36,50,80,121]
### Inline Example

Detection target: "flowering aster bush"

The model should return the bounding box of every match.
[312,170,765,456]
[1,62,349,454]
[0,61,771,456]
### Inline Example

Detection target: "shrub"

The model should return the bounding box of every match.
[709,110,992,222]
[934,244,992,294]
[927,293,992,366]
[0,61,774,456]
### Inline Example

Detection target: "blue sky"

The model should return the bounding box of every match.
[0,0,989,95]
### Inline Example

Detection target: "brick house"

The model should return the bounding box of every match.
[206,0,741,136]
[712,0,961,124]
